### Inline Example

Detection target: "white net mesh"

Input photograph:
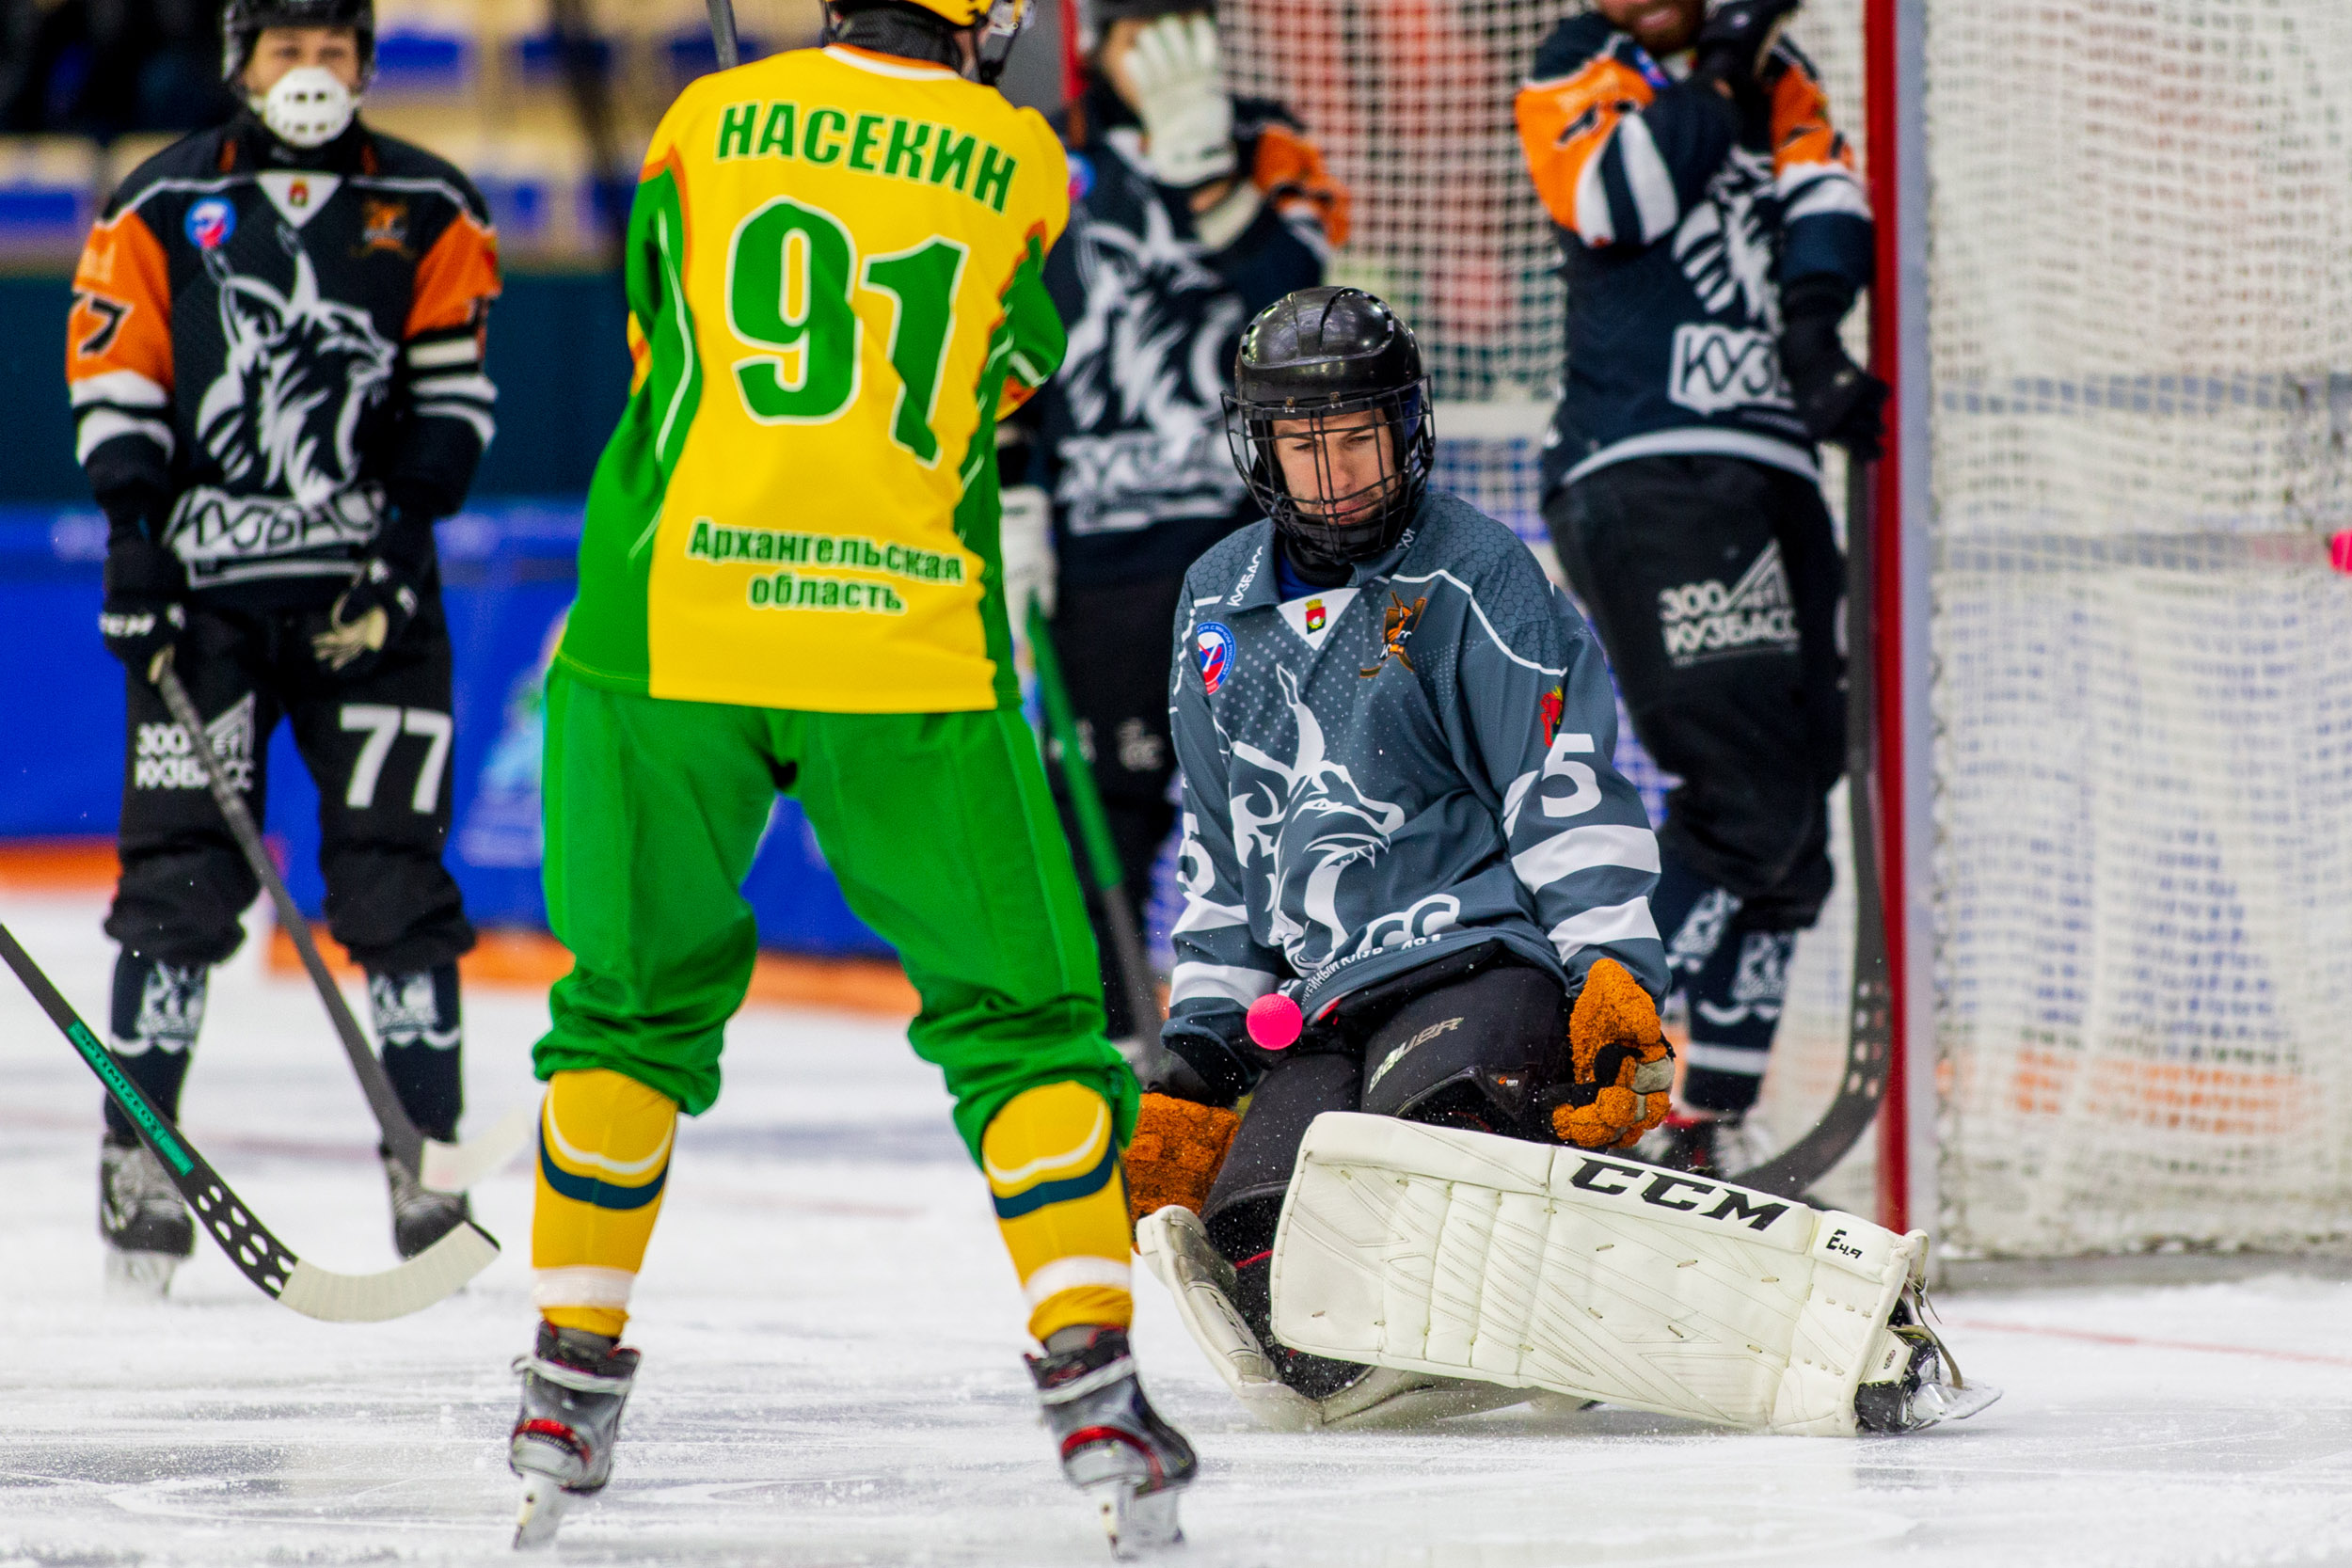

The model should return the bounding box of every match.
[1929,1,2352,1256]
[1217,0,2352,1253]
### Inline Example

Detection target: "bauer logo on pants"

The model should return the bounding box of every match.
[134,693,256,793]
[1656,542,1798,666]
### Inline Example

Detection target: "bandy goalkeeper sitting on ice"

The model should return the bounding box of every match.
[1121,287,1993,1439]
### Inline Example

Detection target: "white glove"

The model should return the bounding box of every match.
[999,483,1057,623]
[1122,13,1236,189]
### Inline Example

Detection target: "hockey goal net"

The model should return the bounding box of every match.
[1218,0,2352,1259]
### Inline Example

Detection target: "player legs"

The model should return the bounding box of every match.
[1547,456,1843,1165]
[794,705,1193,1539]
[99,608,276,1292]
[793,705,1139,1321]
[286,586,479,1253]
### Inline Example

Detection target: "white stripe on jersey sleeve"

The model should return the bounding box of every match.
[1512,823,1661,894]
[1547,897,1661,963]
[414,402,496,446]
[1573,137,1617,245]
[76,409,175,463]
[406,337,481,370]
[1615,117,1682,243]
[1784,173,1872,223]
[71,370,167,408]
[1169,961,1280,1007]
[409,372,498,402]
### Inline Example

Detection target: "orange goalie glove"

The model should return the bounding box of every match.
[1124,1092,1241,1226]
[1550,958,1675,1149]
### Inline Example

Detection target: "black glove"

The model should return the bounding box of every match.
[99,534,187,682]
[311,553,422,675]
[1779,277,1889,458]
[312,502,434,676]
[1692,0,1804,90]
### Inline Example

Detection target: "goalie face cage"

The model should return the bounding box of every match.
[1111,0,2352,1262]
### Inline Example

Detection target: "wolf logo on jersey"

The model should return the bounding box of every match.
[1228,666,1408,964]
[1053,198,1249,538]
[197,249,395,505]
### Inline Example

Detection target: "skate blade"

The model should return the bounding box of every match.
[1891,1378,2003,1433]
[513,1472,571,1551]
[104,1249,182,1301]
[1089,1479,1184,1559]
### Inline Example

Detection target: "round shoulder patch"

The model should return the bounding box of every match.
[185,197,236,250]
[1067,151,1094,203]
[1194,621,1235,695]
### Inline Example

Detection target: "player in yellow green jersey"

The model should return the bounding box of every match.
[502,2,1195,1554]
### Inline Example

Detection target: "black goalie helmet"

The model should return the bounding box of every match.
[222,0,376,84]
[1225,287,1435,571]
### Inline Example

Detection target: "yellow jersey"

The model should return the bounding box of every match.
[560,43,1069,712]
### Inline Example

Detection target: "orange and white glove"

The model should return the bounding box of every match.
[1549,958,1675,1149]
[1123,1091,1240,1227]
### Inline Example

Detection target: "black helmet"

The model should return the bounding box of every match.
[222,0,375,85]
[1225,287,1435,571]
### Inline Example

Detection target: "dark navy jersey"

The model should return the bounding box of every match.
[68,113,500,606]
[1516,13,1872,497]
[1025,78,1346,590]
[1163,490,1669,1098]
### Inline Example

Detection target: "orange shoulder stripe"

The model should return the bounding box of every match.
[67,208,172,390]
[1251,124,1353,249]
[1516,55,1654,235]
[1770,59,1854,177]
[405,209,501,341]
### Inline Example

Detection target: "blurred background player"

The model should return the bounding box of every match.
[503,0,1193,1551]
[1514,0,1883,1175]
[67,0,500,1289]
[1005,0,1347,1050]
[1124,286,1673,1401]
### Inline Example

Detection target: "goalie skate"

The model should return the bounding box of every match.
[508,1323,639,1549]
[1026,1327,1194,1558]
[1854,1291,2003,1433]
[1135,1204,1537,1431]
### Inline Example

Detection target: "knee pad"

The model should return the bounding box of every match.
[1359,964,1566,1138]
[1201,1053,1359,1239]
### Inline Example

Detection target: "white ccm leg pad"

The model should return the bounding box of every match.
[1269,1114,1928,1436]
[1135,1204,1537,1432]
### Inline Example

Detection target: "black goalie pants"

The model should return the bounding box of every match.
[1544,453,1845,1113]
[106,591,476,974]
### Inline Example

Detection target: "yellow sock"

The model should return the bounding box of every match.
[532,1068,678,1340]
[982,1081,1134,1341]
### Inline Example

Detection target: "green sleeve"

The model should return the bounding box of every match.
[559,164,703,692]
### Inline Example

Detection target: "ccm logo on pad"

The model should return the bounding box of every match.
[1566,1156,1791,1231]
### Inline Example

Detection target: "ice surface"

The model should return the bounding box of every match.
[8,891,2352,1566]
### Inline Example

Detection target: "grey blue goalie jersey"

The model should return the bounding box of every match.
[1165,490,1670,1083]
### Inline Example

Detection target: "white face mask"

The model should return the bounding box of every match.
[253,65,358,149]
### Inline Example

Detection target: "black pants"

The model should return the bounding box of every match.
[1543,453,1844,930]
[1193,948,1568,1396]
[106,591,476,974]
[1201,948,1567,1258]
[1046,572,1186,1038]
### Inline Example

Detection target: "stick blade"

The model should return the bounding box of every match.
[418,1103,534,1193]
[274,1220,500,1323]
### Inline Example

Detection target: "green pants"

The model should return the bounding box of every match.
[534,667,1136,1162]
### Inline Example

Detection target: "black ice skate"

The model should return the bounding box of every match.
[1026,1327,1196,1558]
[1854,1289,2003,1433]
[100,1137,194,1298]
[508,1321,640,1548]
[383,1149,472,1259]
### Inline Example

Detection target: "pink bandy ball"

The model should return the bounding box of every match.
[1247,991,1304,1051]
